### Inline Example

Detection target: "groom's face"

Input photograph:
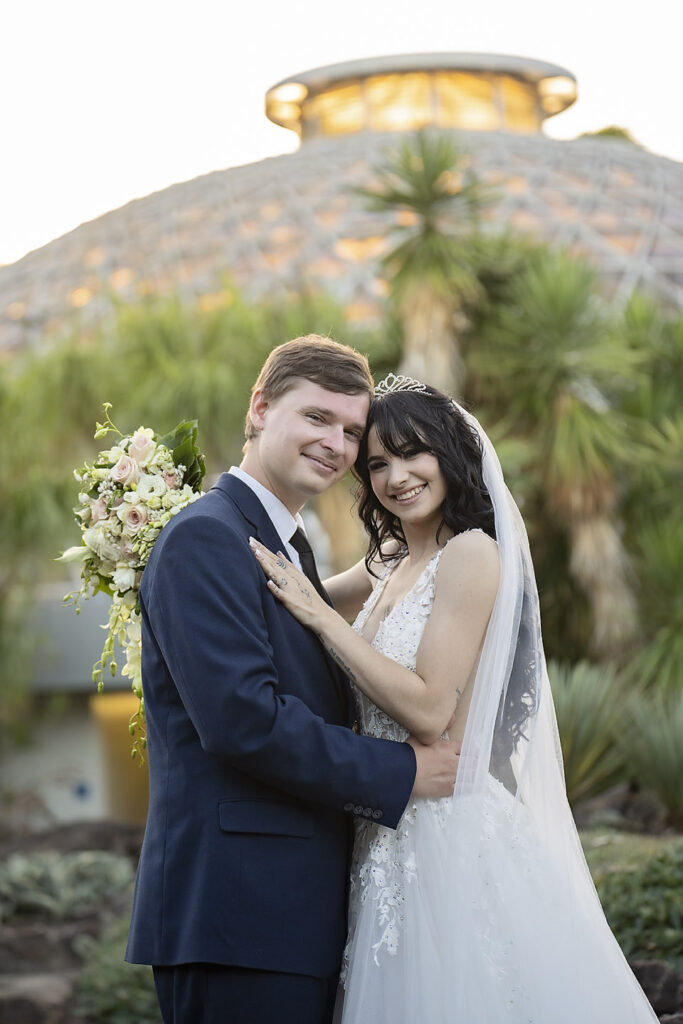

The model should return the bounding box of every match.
[248,379,369,512]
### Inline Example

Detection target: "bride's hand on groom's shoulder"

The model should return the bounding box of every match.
[407,735,461,800]
[249,537,327,631]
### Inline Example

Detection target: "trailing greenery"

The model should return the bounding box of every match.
[594,844,683,965]
[547,661,628,806]
[74,912,160,1024]
[0,850,133,923]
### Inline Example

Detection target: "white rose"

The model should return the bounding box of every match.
[121,503,148,535]
[128,428,157,466]
[112,566,136,592]
[136,474,167,501]
[83,526,121,563]
[90,497,108,523]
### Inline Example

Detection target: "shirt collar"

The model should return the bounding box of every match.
[229,466,305,544]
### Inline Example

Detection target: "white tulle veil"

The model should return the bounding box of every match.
[428,400,658,1021]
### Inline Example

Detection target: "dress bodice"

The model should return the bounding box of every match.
[350,548,444,744]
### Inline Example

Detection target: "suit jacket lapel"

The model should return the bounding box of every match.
[211,474,352,720]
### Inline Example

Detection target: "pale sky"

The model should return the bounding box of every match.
[1,0,679,267]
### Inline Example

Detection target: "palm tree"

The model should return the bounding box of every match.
[359,131,492,396]
[470,251,640,658]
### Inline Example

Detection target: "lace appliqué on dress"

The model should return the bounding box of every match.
[342,549,452,977]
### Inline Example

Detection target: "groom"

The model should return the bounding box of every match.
[125,335,460,1023]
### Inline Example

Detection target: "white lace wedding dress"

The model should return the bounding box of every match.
[336,546,658,1024]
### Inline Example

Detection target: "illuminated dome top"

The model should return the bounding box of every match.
[266,52,577,139]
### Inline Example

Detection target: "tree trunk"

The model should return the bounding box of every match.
[568,515,637,658]
[398,287,463,397]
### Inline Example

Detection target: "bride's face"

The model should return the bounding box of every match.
[366,427,447,529]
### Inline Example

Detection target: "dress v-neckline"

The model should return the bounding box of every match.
[360,549,443,647]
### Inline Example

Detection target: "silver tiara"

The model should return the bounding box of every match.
[374,373,429,397]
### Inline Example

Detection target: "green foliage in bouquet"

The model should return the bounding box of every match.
[157,418,205,494]
[595,845,683,966]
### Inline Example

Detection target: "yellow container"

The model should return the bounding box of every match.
[89,691,149,824]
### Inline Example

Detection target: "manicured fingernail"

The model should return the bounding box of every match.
[248,536,257,548]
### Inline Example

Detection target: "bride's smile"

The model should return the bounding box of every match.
[366,428,448,533]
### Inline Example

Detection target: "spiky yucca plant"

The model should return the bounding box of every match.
[471,252,639,657]
[359,131,491,396]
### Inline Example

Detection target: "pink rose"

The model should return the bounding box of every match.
[90,498,108,523]
[122,504,148,535]
[111,455,140,487]
[163,471,178,488]
[128,430,156,466]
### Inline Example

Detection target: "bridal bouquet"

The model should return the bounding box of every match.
[58,404,206,756]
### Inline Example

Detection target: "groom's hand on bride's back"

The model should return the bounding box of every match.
[407,736,461,799]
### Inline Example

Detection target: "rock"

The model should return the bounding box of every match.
[573,782,632,830]
[631,960,683,1015]
[0,820,144,861]
[573,781,670,834]
[0,972,76,1024]
[0,918,99,974]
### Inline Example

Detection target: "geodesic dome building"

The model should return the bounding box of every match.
[2,52,683,354]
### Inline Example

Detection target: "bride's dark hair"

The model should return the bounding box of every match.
[355,384,535,767]
[354,385,496,575]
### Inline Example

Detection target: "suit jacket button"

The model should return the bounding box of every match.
[363,807,373,818]
[353,805,363,815]
[343,802,354,812]
[372,809,383,820]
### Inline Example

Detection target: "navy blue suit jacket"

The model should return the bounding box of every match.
[125,473,416,977]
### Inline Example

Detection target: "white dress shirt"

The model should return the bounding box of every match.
[228,466,306,570]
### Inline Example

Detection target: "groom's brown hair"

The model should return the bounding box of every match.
[243,334,373,443]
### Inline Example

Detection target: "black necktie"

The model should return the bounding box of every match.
[289,528,327,601]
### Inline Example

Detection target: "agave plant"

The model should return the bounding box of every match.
[618,691,683,827]
[358,130,492,396]
[547,660,628,807]
[628,515,683,691]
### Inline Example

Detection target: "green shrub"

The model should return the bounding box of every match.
[548,660,628,806]
[595,844,683,965]
[74,913,160,1023]
[619,691,683,828]
[0,851,133,923]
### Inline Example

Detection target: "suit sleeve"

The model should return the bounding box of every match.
[143,513,416,828]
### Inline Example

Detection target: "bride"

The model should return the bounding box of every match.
[250,374,658,1023]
